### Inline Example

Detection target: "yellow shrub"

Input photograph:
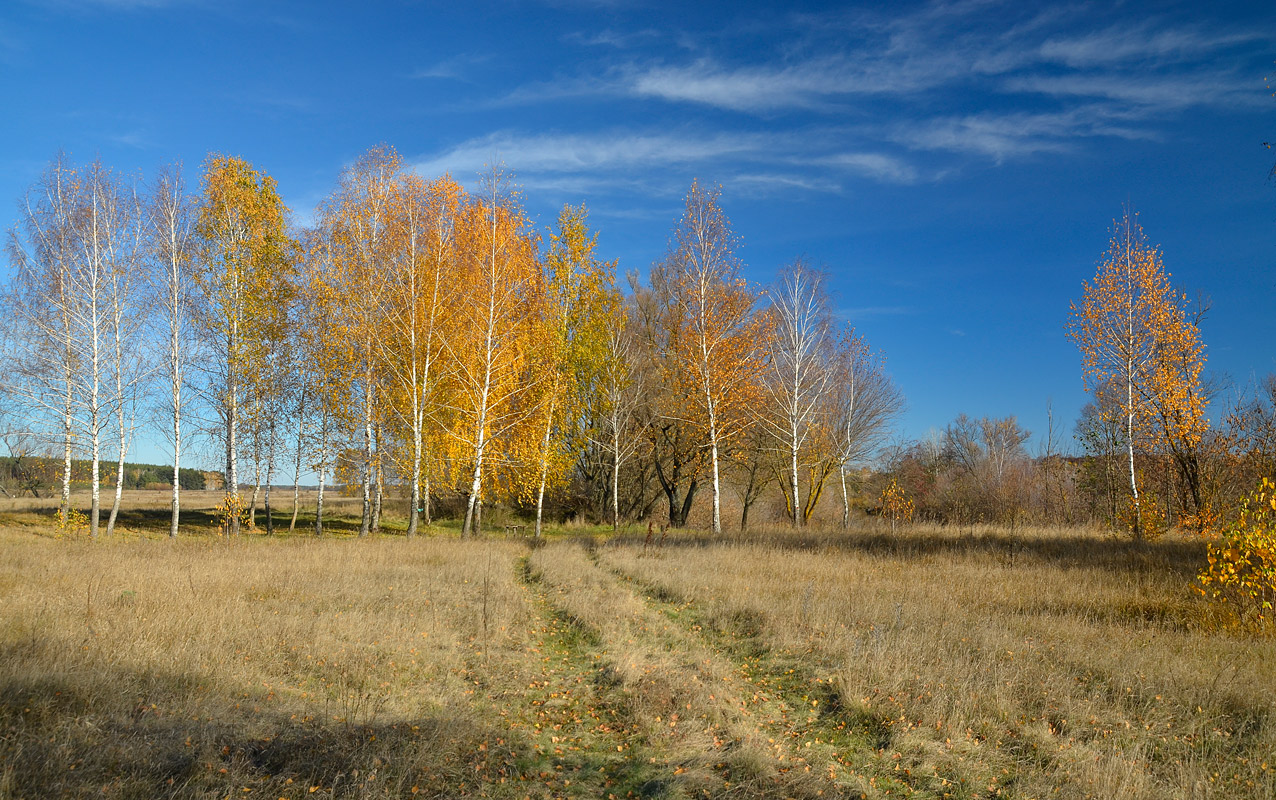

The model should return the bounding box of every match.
[1199,477,1276,630]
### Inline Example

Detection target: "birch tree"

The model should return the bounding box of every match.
[758,261,833,528]
[195,155,294,536]
[151,165,197,538]
[530,204,617,537]
[97,164,147,538]
[380,174,462,537]
[1068,210,1204,539]
[450,168,541,538]
[831,329,904,529]
[593,305,648,531]
[320,146,398,536]
[656,181,760,534]
[69,159,124,539]
[4,153,81,521]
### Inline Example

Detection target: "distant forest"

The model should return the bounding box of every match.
[0,457,209,499]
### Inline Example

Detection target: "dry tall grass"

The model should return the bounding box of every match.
[3,517,1273,799]
[600,524,1276,799]
[0,530,538,798]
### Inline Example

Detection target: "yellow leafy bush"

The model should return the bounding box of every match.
[880,478,914,532]
[214,492,250,537]
[1199,477,1276,630]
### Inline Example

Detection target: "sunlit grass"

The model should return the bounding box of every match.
[2,511,1273,798]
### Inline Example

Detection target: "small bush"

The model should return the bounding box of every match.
[1198,477,1276,630]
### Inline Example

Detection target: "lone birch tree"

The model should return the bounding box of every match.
[1068,210,1203,539]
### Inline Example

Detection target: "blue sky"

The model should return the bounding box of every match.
[2,0,1274,465]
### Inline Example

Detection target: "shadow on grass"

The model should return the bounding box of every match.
[608,527,1207,578]
[0,660,671,799]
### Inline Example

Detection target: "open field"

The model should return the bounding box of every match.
[1,502,1274,798]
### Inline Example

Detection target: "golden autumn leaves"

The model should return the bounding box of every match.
[1067,210,1207,540]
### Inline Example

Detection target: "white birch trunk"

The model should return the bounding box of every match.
[315,408,328,537]
[534,393,556,538]
[611,407,621,532]
[840,469,850,530]
[289,386,305,532]
[360,354,373,537]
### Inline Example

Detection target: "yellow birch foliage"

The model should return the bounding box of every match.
[1199,477,1276,631]
[195,155,296,526]
[446,179,543,507]
[532,204,620,496]
[880,478,914,532]
[1067,211,1206,537]
[195,155,295,382]
[377,174,465,497]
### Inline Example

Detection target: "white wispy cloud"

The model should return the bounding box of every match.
[563,27,662,49]
[411,53,489,81]
[535,3,1270,124]
[1005,72,1264,110]
[838,305,915,319]
[410,131,773,178]
[1038,24,1261,68]
[892,107,1157,161]
[628,58,883,111]
[408,129,926,200]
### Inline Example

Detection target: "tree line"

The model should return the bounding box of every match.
[1,146,904,538]
[4,146,1272,542]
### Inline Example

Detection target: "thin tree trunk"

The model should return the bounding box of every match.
[708,405,722,535]
[249,466,260,530]
[264,418,276,535]
[315,410,327,538]
[1127,365,1140,539]
[61,371,73,521]
[106,275,127,538]
[408,409,421,539]
[105,416,125,536]
[289,386,305,532]
[535,394,556,538]
[227,325,240,537]
[790,431,801,529]
[360,355,373,537]
[90,379,101,539]
[171,387,181,539]
[423,474,431,526]
[840,468,850,530]
[371,423,383,533]
[611,412,621,532]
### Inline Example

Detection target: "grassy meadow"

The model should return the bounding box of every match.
[1,492,1273,799]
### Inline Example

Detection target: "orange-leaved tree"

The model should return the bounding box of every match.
[1067,209,1205,539]
[449,167,543,537]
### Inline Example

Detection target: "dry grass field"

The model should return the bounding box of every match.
[1,493,1273,799]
